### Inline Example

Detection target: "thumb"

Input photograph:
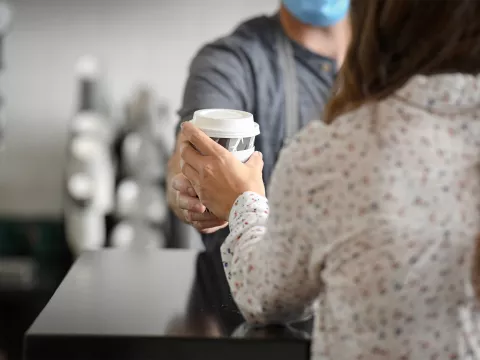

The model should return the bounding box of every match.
[245,151,264,170]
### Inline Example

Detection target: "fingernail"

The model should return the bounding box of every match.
[187,187,196,197]
[194,204,204,212]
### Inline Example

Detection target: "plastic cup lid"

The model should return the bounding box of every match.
[190,109,260,138]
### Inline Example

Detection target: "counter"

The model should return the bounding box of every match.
[25,249,311,360]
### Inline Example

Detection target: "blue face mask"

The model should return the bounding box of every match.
[282,0,350,27]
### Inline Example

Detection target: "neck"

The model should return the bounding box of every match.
[279,6,350,66]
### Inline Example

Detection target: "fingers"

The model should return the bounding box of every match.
[180,143,204,174]
[181,163,200,185]
[177,192,206,213]
[183,209,219,223]
[194,221,228,234]
[171,174,197,197]
[181,122,228,157]
[245,151,264,170]
[182,204,228,232]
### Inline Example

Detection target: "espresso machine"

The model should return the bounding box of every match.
[64,63,172,255]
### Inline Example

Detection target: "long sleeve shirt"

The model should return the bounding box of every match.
[221,73,480,360]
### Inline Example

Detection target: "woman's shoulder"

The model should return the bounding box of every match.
[292,105,377,151]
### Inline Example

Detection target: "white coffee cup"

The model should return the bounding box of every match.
[189,109,260,162]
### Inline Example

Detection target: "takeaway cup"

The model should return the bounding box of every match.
[189,109,260,162]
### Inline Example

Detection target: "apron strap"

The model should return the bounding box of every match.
[276,31,299,144]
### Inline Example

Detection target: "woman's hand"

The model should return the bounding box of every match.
[179,122,265,221]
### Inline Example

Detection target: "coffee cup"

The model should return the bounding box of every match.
[189,109,260,162]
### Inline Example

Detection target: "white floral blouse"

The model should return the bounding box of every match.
[221,74,480,360]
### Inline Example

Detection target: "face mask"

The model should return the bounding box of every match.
[282,0,350,27]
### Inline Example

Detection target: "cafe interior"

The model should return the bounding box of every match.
[0,1,312,359]
[3,0,480,360]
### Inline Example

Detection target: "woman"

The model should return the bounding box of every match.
[180,0,480,359]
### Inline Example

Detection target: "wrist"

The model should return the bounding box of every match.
[227,191,268,225]
[222,192,243,221]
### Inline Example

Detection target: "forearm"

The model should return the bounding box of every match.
[221,192,270,322]
[221,192,313,324]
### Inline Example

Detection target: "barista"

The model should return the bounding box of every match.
[168,0,351,250]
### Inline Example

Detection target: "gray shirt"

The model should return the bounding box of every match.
[177,14,336,250]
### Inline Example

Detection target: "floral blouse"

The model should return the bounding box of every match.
[221,74,480,360]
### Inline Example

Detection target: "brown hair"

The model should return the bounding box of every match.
[324,0,480,124]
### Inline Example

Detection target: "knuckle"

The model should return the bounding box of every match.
[179,150,186,162]
[183,210,191,223]
[189,212,200,221]
[178,194,190,210]
[177,193,184,207]
[202,162,216,178]
[218,154,228,165]
[179,140,189,153]
[173,177,186,192]
[190,134,201,149]
[186,198,196,211]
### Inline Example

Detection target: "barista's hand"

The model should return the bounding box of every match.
[170,173,228,234]
[180,122,265,221]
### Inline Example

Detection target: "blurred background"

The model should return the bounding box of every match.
[0,1,278,359]
[1,0,277,217]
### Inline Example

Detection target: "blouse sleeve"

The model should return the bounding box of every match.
[220,127,329,324]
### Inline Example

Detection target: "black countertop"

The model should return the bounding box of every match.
[25,249,311,360]
[0,256,72,360]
